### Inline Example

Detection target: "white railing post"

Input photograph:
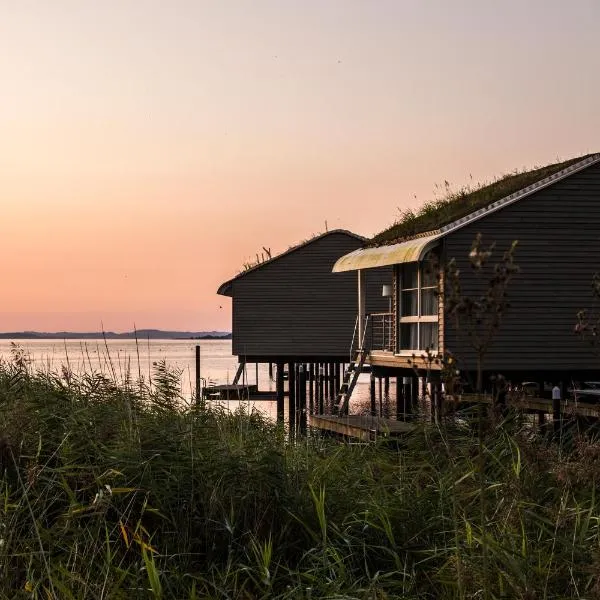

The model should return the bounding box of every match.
[349,315,358,364]
[357,269,366,349]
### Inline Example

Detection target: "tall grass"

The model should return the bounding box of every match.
[370,154,590,246]
[1,356,600,598]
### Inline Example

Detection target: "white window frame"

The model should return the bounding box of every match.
[397,261,439,354]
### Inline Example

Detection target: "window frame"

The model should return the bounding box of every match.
[397,260,439,354]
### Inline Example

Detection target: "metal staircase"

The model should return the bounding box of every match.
[335,315,369,416]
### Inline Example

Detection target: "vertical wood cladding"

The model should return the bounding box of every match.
[229,232,391,357]
[443,162,600,372]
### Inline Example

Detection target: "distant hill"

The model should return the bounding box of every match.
[0,330,232,340]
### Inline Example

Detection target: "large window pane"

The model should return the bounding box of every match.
[401,290,418,316]
[400,323,419,350]
[398,259,439,353]
[421,289,437,316]
[401,264,418,289]
[420,323,438,351]
[421,265,437,287]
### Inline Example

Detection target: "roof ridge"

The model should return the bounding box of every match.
[217,229,365,295]
[438,153,600,236]
[370,153,600,246]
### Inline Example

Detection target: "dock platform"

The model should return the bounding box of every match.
[203,384,258,400]
[457,393,600,417]
[309,414,415,441]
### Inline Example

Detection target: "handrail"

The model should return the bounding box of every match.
[370,312,394,352]
[349,314,359,364]
[349,313,373,364]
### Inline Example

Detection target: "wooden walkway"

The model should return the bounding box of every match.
[458,393,600,417]
[310,394,600,441]
[309,415,415,441]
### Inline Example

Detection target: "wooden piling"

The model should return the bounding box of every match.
[410,376,419,408]
[335,363,341,398]
[552,385,562,435]
[328,362,335,405]
[322,363,328,407]
[378,376,383,416]
[318,364,325,414]
[370,373,376,416]
[308,363,314,414]
[288,362,296,437]
[403,376,412,419]
[195,345,201,402]
[431,377,442,424]
[396,376,403,420]
[276,361,285,423]
[299,364,307,434]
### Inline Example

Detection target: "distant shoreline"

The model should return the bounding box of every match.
[0,330,232,340]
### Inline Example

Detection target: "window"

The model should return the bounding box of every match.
[398,260,439,352]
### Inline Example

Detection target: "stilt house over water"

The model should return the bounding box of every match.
[334,153,600,400]
[217,230,390,415]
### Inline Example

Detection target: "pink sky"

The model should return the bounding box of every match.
[1,0,599,332]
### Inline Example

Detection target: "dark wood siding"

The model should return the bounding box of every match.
[230,232,391,358]
[443,162,600,372]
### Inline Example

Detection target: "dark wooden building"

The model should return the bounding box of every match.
[218,230,390,362]
[217,230,390,425]
[334,153,600,397]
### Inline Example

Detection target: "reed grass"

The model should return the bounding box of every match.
[1,356,600,598]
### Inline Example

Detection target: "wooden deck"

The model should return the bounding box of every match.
[203,384,258,399]
[457,393,600,417]
[310,394,600,441]
[309,414,415,441]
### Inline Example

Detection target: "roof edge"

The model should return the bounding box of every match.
[217,281,233,297]
[216,229,366,296]
[371,153,600,249]
[436,153,600,237]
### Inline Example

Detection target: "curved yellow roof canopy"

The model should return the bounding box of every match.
[332,232,442,272]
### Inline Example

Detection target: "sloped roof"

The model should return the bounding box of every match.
[370,153,600,247]
[217,229,365,296]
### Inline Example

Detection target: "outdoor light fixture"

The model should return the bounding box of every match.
[382,284,393,315]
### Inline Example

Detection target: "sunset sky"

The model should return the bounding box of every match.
[1,0,599,332]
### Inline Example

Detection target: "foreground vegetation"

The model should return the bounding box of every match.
[2,357,600,599]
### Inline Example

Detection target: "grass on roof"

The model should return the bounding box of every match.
[370,155,592,246]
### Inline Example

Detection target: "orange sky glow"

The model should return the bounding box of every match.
[1,0,599,331]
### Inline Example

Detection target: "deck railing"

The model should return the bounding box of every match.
[370,312,394,352]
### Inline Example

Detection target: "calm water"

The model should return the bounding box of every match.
[0,339,376,418]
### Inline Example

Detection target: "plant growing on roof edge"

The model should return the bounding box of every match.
[372,155,589,246]
[241,246,272,272]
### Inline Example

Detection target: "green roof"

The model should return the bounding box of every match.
[370,154,594,247]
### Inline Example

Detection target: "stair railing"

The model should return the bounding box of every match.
[362,314,371,353]
[349,314,359,365]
